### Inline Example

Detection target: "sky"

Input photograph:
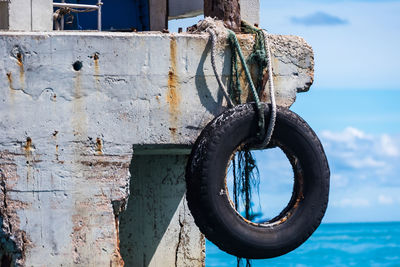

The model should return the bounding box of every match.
[260,0,400,223]
[170,0,400,223]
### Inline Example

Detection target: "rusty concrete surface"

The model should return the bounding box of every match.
[0,31,313,266]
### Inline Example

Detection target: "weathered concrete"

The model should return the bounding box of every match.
[0,0,53,31]
[120,155,204,267]
[0,31,313,266]
[241,0,260,26]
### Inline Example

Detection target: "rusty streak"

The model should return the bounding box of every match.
[166,37,181,139]
[16,53,23,67]
[24,137,34,153]
[95,138,103,155]
[16,53,25,88]
[93,53,100,93]
[6,72,13,90]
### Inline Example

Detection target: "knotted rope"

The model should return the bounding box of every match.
[208,22,276,147]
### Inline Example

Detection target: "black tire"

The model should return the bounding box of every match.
[186,103,330,259]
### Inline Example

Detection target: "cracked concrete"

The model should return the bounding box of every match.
[0,31,313,266]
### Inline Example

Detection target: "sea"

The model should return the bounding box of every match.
[206,222,400,267]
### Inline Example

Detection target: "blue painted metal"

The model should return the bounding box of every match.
[54,0,150,31]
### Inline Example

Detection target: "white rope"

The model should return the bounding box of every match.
[207,28,235,108]
[258,29,277,148]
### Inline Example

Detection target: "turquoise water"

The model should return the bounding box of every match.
[206,222,400,267]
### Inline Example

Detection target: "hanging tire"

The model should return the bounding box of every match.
[185,103,330,259]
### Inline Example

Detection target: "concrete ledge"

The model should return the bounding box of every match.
[0,31,313,147]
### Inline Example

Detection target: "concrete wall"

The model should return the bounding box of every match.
[0,0,52,31]
[0,31,313,266]
[119,155,205,267]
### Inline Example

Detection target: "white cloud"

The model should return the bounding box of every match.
[291,11,348,26]
[320,127,399,177]
[321,127,375,151]
[260,1,400,90]
[347,157,386,169]
[378,195,394,205]
[379,134,399,157]
[321,127,370,143]
[332,198,370,208]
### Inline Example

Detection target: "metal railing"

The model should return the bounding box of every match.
[53,0,103,31]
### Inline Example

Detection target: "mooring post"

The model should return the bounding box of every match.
[204,0,241,31]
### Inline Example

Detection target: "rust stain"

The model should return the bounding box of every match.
[24,137,34,154]
[6,72,13,90]
[166,37,181,139]
[53,131,60,162]
[6,72,15,103]
[111,198,126,267]
[16,52,23,67]
[95,138,103,155]
[93,53,101,94]
[112,214,125,267]
[93,53,99,61]
[71,71,88,138]
[169,127,177,135]
[23,137,35,182]
[16,52,25,89]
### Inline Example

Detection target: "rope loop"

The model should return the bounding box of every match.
[207,21,277,148]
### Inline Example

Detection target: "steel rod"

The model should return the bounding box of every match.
[97,0,102,31]
[53,3,99,9]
